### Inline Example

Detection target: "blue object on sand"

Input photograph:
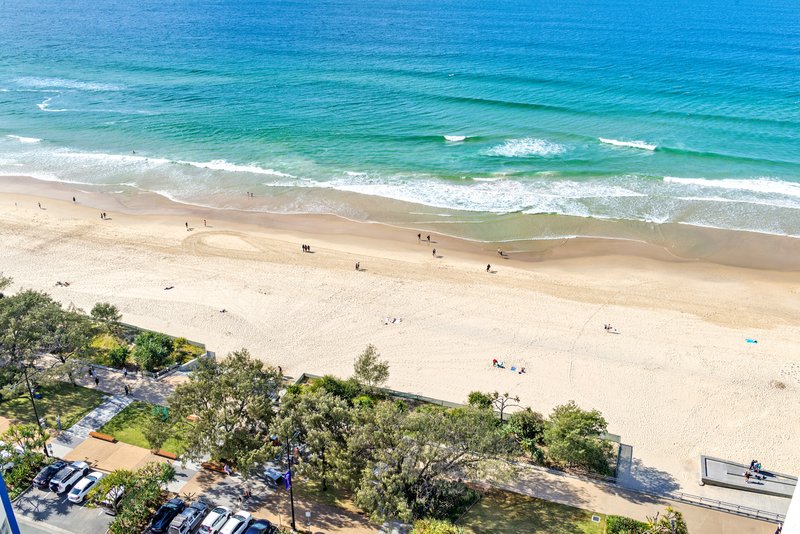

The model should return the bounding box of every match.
[511,366,517,371]
[746,338,758,344]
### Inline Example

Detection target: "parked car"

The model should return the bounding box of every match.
[198,506,231,534]
[32,460,68,489]
[220,510,253,534]
[68,471,104,503]
[245,519,277,534]
[168,500,209,534]
[0,441,24,473]
[49,461,90,493]
[100,485,126,516]
[150,498,186,533]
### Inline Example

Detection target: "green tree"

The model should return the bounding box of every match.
[1,423,48,452]
[310,375,363,402]
[107,463,176,534]
[91,302,122,336]
[646,507,689,534]
[108,345,130,369]
[353,344,389,391]
[0,290,63,395]
[168,349,281,473]
[132,332,174,372]
[505,408,546,462]
[88,468,136,515]
[467,391,492,409]
[354,405,517,522]
[50,305,95,364]
[412,518,465,533]
[274,388,352,491]
[543,401,611,475]
[143,410,172,452]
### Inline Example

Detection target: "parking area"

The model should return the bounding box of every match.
[13,485,112,534]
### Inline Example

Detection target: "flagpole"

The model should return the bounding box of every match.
[287,438,297,531]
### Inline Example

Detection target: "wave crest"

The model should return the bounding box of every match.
[444,135,467,142]
[6,135,42,144]
[16,77,124,91]
[599,138,657,151]
[485,138,566,157]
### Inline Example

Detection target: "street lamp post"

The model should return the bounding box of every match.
[22,366,49,457]
[286,437,296,531]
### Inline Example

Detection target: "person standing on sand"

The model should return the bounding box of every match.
[203,219,207,227]
[38,202,41,209]
[185,221,189,230]
[432,248,436,257]
[486,264,491,272]
[72,196,76,203]
[427,235,431,242]
[417,233,421,241]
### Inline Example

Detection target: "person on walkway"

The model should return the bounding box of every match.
[744,470,751,483]
[224,464,232,476]
[94,376,100,387]
[124,384,129,396]
[56,414,61,431]
[123,368,128,378]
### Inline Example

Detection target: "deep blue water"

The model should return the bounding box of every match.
[1,0,799,235]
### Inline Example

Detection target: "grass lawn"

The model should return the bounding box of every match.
[0,382,107,430]
[99,401,189,456]
[294,478,363,515]
[458,489,605,534]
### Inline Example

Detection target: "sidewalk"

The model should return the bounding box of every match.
[73,366,186,405]
[49,395,133,458]
[496,463,776,534]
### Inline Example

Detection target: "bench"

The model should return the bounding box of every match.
[89,431,117,443]
[201,462,230,474]
[154,449,178,460]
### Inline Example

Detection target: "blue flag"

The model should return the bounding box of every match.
[284,469,292,491]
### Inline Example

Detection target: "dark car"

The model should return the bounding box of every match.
[168,500,209,534]
[32,460,67,489]
[244,519,277,534]
[150,498,185,533]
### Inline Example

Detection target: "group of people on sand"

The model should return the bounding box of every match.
[604,324,618,333]
[301,244,312,252]
[492,358,525,375]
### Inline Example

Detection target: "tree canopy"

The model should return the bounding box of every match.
[353,344,389,390]
[543,401,611,475]
[168,349,281,475]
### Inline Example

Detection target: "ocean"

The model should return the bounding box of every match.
[1,0,799,242]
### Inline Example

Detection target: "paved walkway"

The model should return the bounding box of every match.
[495,463,777,534]
[73,366,186,406]
[49,395,132,458]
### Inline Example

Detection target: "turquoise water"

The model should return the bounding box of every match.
[1,0,800,236]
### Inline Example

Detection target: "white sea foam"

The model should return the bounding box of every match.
[6,135,42,144]
[444,135,467,142]
[472,177,505,182]
[15,77,123,91]
[485,138,566,157]
[179,159,295,177]
[37,97,67,112]
[599,138,657,151]
[664,176,800,198]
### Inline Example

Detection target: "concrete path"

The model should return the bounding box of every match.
[495,463,777,534]
[49,395,132,457]
[73,366,186,406]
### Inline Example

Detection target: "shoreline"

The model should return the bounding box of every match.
[2,174,800,271]
[1,174,799,511]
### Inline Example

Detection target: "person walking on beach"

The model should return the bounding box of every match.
[417,233,421,241]
[427,235,431,243]
[185,221,189,230]
[432,248,436,257]
[203,219,207,227]
[72,196,76,203]
[38,202,42,209]
[486,264,491,272]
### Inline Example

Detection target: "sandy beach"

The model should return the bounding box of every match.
[1,176,798,510]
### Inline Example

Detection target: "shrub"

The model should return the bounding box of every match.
[285,384,302,396]
[353,395,375,408]
[413,480,479,522]
[466,391,492,409]
[132,332,174,372]
[544,401,612,475]
[310,375,363,401]
[606,515,648,533]
[3,452,47,499]
[413,518,465,533]
[108,346,130,368]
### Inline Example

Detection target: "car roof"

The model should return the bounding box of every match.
[70,461,89,468]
